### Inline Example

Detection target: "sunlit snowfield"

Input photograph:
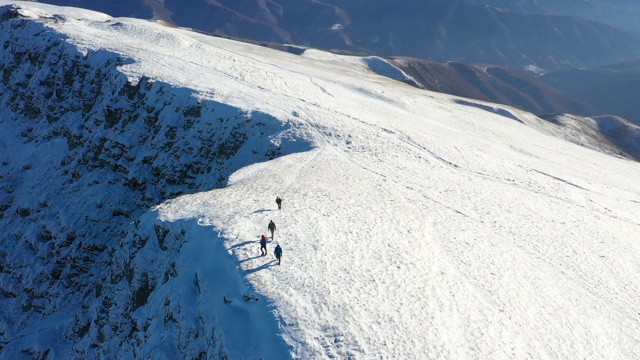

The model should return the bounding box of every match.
[3,1,640,358]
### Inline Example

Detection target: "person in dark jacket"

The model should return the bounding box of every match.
[276,196,282,210]
[260,234,268,256]
[268,220,276,239]
[274,244,282,265]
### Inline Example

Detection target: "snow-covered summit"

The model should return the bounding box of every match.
[1,1,640,359]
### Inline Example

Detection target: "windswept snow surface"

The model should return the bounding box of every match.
[3,1,640,358]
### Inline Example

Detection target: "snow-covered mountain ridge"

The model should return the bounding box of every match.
[0,3,307,358]
[1,1,640,359]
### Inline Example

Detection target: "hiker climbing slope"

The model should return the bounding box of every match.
[260,234,268,256]
[268,220,276,239]
[274,244,282,265]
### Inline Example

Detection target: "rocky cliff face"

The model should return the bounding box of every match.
[0,7,302,357]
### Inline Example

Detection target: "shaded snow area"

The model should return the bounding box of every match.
[1,1,640,359]
[301,50,422,88]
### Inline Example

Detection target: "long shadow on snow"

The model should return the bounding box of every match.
[240,255,267,263]
[227,240,259,251]
[454,99,524,123]
[252,208,274,214]
[245,260,279,275]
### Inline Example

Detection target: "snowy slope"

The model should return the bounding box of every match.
[1,1,640,359]
[541,113,640,161]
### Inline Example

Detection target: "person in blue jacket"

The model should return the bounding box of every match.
[274,244,282,265]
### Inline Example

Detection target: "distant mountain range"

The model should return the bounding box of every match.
[488,0,640,33]
[31,0,640,71]
[388,58,596,116]
[28,0,640,125]
[540,60,640,124]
